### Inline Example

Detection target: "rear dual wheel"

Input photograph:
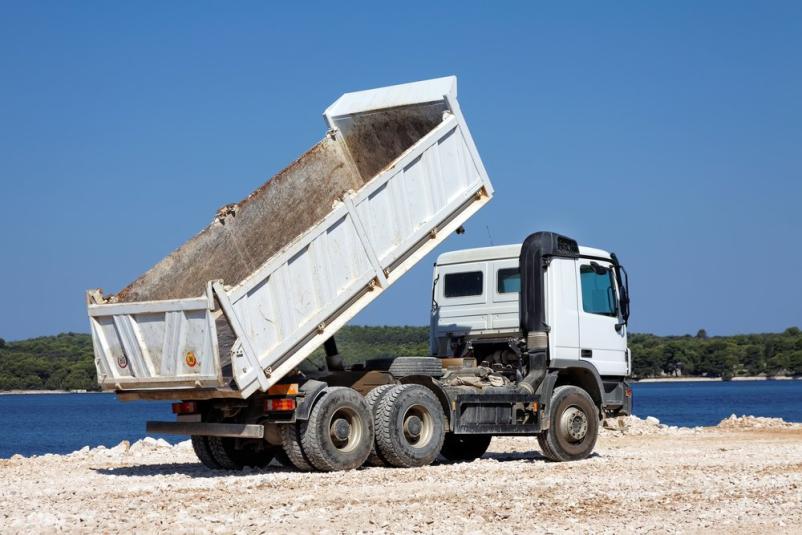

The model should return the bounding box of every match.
[374,384,445,468]
[191,435,276,470]
[280,387,375,472]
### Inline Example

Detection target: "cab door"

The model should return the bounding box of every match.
[576,259,628,376]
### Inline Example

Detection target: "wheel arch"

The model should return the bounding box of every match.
[294,380,329,421]
[540,360,605,420]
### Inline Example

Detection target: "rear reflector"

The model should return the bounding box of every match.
[265,398,296,412]
[625,387,633,397]
[171,401,198,414]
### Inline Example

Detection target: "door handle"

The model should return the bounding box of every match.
[581,349,593,358]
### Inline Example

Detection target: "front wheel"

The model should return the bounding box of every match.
[537,385,599,462]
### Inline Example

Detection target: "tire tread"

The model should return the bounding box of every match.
[374,384,445,468]
[280,423,314,472]
[191,435,222,470]
[364,384,395,467]
[300,387,374,472]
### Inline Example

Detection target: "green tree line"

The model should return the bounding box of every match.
[0,333,97,390]
[630,327,802,379]
[1,326,800,390]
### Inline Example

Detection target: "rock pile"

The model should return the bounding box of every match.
[717,414,799,429]
[6,438,192,462]
[601,415,699,437]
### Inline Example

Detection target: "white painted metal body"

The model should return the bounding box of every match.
[431,244,629,377]
[88,77,494,398]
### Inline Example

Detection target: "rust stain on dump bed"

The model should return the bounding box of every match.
[114,104,445,303]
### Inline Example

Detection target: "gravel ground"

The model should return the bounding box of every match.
[1,416,801,534]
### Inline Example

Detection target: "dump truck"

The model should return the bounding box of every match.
[87,76,632,472]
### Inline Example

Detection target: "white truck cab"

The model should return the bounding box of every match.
[432,241,631,378]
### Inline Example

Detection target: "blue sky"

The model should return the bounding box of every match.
[1,2,801,340]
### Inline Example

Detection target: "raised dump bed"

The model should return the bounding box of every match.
[87,76,493,398]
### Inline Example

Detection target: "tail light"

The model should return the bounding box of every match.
[265,398,296,412]
[171,401,198,414]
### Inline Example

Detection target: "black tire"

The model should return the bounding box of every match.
[230,439,275,468]
[280,422,314,472]
[440,433,492,463]
[199,436,275,470]
[363,384,395,467]
[206,436,241,470]
[300,387,374,472]
[388,357,444,378]
[536,431,558,461]
[191,435,223,469]
[537,385,599,462]
[375,384,446,468]
[272,445,291,467]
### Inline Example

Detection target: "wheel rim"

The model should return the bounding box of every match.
[328,407,363,453]
[559,405,589,443]
[402,404,433,448]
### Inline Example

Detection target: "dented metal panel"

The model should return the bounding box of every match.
[88,76,494,396]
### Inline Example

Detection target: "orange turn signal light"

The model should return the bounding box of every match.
[265,398,296,412]
[171,401,198,414]
[268,383,299,396]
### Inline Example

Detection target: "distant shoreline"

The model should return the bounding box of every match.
[636,375,799,383]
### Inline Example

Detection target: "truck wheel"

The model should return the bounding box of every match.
[536,432,557,461]
[206,436,242,470]
[201,436,274,470]
[230,439,275,468]
[191,435,223,469]
[364,384,395,467]
[272,446,291,467]
[375,384,445,468]
[440,433,492,463]
[538,385,599,462]
[280,423,315,472]
[300,387,374,471]
[388,357,444,378]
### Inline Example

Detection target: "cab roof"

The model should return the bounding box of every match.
[435,243,611,266]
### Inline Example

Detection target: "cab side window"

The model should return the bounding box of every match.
[444,271,483,298]
[497,268,520,293]
[579,265,617,317]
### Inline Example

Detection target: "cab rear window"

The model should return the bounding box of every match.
[497,268,520,293]
[444,271,483,298]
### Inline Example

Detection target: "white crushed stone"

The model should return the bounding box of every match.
[717,413,799,429]
[1,420,800,533]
